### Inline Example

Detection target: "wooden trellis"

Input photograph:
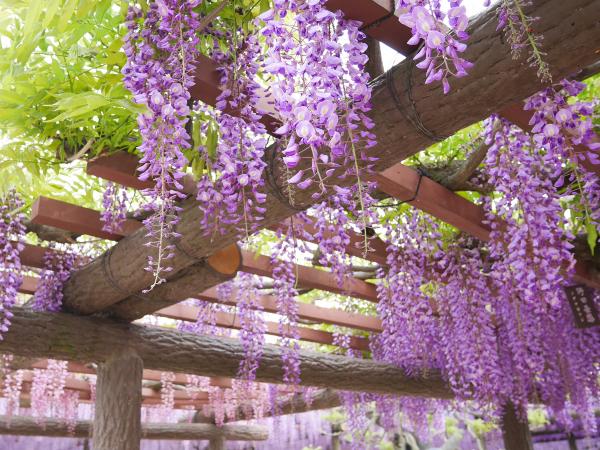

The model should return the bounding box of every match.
[2,0,600,449]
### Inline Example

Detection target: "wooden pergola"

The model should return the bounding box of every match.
[2,0,599,449]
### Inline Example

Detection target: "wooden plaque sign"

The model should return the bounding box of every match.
[564,285,600,328]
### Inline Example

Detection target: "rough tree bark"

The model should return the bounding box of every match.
[209,436,226,450]
[60,0,600,315]
[195,389,342,423]
[93,348,143,450]
[501,403,533,450]
[0,308,453,398]
[0,416,268,441]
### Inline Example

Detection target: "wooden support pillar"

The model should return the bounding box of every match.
[209,436,226,450]
[331,423,342,450]
[501,403,532,450]
[568,433,579,450]
[93,348,143,450]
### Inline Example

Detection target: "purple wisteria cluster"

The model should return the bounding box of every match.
[32,248,78,313]
[258,0,377,213]
[235,273,266,384]
[525,79,600,235]
[122,0,201,289]
[196,33,268,237]
[100,181,129,234]
[30,359,68,424]
[0,191,25,340]
[396,0,471,93]
[271,225,302,387]
[372,212,442,374]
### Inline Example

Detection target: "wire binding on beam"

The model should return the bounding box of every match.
[384,46,448,143]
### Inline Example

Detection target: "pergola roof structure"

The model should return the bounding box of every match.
[1,0,599,449]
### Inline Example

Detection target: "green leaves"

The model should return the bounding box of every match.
[16,0,44,63]
[50,92,111,122]
[586,219,597,255]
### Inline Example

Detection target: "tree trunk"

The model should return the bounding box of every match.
[60,0,600,315]
[0,416,268,441]
[93,348,143,450]
[0,308,453,398]
[501,403,533,450]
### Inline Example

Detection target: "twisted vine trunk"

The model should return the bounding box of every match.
[60,0,600,316]
[0,308,452,398]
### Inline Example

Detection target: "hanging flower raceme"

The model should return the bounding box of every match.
[100,181,129,234]
[235,273,266,384]
[32,248,78,313]
[122,0,201,289]
[372,212,442,374]
[396,0,471,93]
[496,0,551,82]
[481,117,576,415]
[196,33,268,237]
[258,1,377,218]
[525,79,600,239]
[434,237,504,406]
[160,371,176,417]
[271,225,302,387]
[0,191,25,340]
[30,359,68,423]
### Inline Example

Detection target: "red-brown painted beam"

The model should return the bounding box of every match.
[374,165,490,241]
[198,286,382,333]
[18,244,382,333]
[31,196,141,241]
[17,274,369,351]
[325,0,416,55]
[29,197,378,302]
[159,303,370,351]
[380,165,600,290]
[240,250,378,303]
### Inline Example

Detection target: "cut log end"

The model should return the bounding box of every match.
[207,243,242,276]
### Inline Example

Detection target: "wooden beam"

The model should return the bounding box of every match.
[17,245,382,332]
[239,250,378,302]
[195,286,383,333]
[374,165,490,241]
[377,165,600,290]
[0,307,453,398]
[28,358,233,389]
[17,271,372,351]
[197,388,342,424]
[60,0,600,315]
[157,304,371,351]
[29,197,378,310]
[93,347,143,450]
[0,416,268,441]
[325,0,416,55]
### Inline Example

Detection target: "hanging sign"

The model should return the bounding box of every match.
[564,285,600,328]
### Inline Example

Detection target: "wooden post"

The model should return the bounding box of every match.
[567,433,579,450]
[501,403,532,450]
[209,436,226,450]
[93,348,143,450]
[331,423,342,450]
